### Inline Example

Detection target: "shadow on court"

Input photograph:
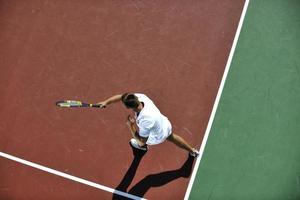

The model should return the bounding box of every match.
[112,145,195,199]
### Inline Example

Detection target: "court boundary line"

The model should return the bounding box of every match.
[0,151,146,200]
[183,0,250,199]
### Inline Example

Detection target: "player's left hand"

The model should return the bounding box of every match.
[126,115,135,125]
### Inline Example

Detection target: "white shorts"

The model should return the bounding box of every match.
[145,119,172,145]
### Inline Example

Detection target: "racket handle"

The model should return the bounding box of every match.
[92,104,106,108]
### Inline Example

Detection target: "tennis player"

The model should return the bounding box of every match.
[97,93,199,157]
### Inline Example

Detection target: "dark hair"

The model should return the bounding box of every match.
[121,93,139,109]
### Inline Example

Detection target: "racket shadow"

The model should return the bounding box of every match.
[112,148,195,199]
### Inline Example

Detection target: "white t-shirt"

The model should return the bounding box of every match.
[134,93,172,145]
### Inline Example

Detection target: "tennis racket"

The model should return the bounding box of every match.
[55,100,105,108]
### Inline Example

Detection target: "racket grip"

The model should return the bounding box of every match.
[92,104,106,108]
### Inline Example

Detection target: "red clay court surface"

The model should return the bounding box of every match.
[0,1,245,199]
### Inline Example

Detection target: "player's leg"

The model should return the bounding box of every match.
[167,133,199,157]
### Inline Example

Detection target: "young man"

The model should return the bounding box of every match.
[98,93,199,157]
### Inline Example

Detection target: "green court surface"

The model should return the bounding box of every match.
[188,0,300,199]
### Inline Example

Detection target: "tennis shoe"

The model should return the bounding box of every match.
[189,149,200,158]
[130,138,148,151]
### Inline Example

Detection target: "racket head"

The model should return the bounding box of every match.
[55,100,83,107]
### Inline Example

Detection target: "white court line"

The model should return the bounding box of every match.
[184,0,250,199]
[0,151,146,200]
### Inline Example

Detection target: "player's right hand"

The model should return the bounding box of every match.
[96,101,107,108]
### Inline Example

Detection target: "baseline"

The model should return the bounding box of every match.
[0,151,146,200]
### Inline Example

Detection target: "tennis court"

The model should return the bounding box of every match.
[1,0,299,199]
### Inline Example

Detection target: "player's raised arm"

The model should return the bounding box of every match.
[97,94,123,108]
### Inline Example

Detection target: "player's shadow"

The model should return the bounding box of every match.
[112,145,147,200]
[112,146,195,199]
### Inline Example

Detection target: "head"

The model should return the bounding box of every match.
[121,93,141,111]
